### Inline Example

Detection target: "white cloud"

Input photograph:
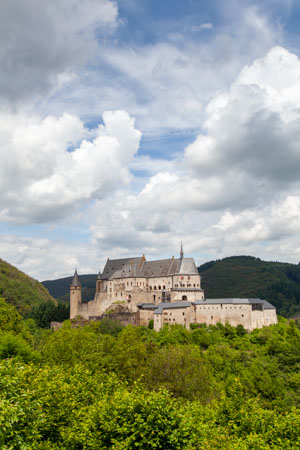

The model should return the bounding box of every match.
[0,0,118,105]
[191,23,213,32]
[0,110,141,223]
[38,0,282,132]
[0,233,103,281]
[86,46,300,270]
[185,46,300,207]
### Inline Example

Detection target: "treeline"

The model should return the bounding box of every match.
[0,296,299,448]
[199,255,300,317]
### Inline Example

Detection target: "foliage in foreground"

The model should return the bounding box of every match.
[0,298,299,448]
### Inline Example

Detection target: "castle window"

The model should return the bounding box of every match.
[193,284,195,287]
[158,285,161,290]
[150,286,152,290]
[182,312,185,316]
[211,316,213,319]
[163,285,166,289]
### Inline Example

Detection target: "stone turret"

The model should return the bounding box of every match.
[96,270,102,293]
[70,269,82,319]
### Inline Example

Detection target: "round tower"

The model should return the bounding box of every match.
[96,270,102,293]
[70,269,82,319]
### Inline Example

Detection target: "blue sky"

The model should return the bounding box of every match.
[2,0,300,280]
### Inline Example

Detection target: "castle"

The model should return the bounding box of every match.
[70,246,277,331]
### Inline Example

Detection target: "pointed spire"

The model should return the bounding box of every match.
[180,241,184,259]
[71,269,81,287]
[97,270,102,280]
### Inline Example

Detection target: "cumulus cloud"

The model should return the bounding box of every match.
[87,46,300,269]
[0,0,118,105]
[185,46,300,207]
[0,233,103,280]
[40,1,282,132]
[0,110,141,223]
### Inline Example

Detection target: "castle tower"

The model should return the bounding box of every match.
[96,270,102,293]
[180,241,184,259]
[70,269,82,319]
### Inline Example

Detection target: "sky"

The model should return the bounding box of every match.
[2,0,300,280]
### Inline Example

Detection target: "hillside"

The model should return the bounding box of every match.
[0,258,56,316]
[198,256,300,317]
[43,274,97,304]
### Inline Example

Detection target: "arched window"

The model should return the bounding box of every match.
[154,286,157,290]
[182,295,187,300]
[150,286,152,290]
[158,285,161,290]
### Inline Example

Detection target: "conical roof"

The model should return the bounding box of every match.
[71,269,81,287]
[180,241,184,259]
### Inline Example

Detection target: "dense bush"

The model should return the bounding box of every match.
[0,298,299,448]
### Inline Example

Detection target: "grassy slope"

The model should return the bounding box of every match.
[198,256,300,317]
[0,258,56,316]
[42,274,97,304]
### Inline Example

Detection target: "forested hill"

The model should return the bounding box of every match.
[198,256,300,317]
[0,258,56,315]
[43,274,97,304]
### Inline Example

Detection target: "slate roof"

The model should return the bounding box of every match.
[178,257,198,274]
[262,300,276,310]
[101,257,143,280]
[195,298,276,309]
[142,258,180,277]
[70,269,81,287]
[154,301,193,314]
[136,303,157,310]
[172,288,204,292]
[101,256,199,280]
